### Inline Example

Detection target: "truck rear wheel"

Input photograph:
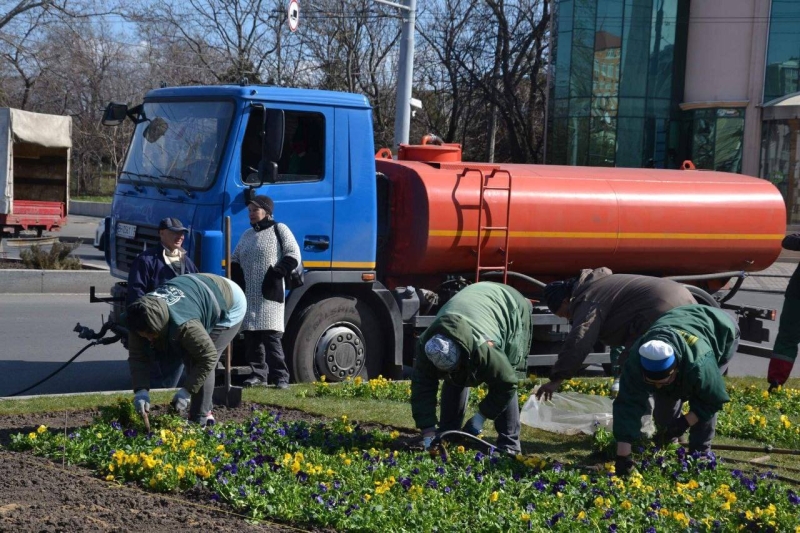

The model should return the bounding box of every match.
[286,296,386,383]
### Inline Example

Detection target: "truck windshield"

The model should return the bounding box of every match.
[120,101,234,190]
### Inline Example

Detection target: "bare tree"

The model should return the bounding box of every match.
[132,0,283,84]
[30,18,140,194]
[297,0,400,148]
[415,0,480,145]
[416,0,549,163]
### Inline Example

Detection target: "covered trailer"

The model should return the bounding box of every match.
[0,108,72,238]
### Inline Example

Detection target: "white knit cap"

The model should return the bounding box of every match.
[424,334,461,372]
[639,340,676,372]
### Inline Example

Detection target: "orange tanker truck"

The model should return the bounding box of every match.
[94,87,785,382]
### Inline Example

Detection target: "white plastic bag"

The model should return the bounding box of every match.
[520,388,655,436]
[520,390,614,435]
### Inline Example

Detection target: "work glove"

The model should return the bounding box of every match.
[462,412,487,436]
[134,390,150,415]
[262,270,285,303]
[535,379,563,402]
[230,262,245,291]
[663,415,690,442]
[421,427,437,450]
[171,388,191,416]
[615,455,635,477]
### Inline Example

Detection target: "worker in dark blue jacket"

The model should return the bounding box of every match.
[126,217,198,388]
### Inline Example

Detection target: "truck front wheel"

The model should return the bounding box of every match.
[286,296,386,383]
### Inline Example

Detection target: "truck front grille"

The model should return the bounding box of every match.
[114,224,160,274]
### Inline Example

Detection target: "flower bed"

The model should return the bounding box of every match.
[313,377,800,449]
[9,398,800,531]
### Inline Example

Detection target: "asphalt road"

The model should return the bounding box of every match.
[0,294,130,397]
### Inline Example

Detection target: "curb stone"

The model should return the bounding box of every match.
[0,269,116,294]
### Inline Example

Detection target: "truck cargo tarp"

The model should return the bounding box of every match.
[0,108,72,214]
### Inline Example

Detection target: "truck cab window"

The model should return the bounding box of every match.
[241,110,325,185]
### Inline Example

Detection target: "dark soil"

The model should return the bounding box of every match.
[0,402,416,532]
[0,259,26,269]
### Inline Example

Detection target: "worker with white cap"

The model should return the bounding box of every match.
[410,282,533,455]
[612,305,739,476]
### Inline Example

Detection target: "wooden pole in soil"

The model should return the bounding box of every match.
[225,216,232,406]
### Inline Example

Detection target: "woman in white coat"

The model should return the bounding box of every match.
[231,195,301,388]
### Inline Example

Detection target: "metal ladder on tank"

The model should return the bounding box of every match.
[475,169,513,284]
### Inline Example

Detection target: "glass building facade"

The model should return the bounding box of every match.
[760,0,800,223]
[548,0,690,168]
[682,108,745,174]
[764,0,800,103]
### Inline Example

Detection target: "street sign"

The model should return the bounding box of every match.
[288,0,300,32]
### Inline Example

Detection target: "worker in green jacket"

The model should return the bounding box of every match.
[126,273,246,426]
[410,282,532,455]
[613,305,739,476]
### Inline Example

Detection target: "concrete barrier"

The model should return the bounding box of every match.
[69,201,111,217]
[0,269,116,294]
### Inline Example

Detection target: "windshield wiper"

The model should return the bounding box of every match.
[118,171,146,193]
[159,174,196,199]
[119,171,168,196]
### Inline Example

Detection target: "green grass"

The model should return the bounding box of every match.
[71,195,112,203]
[3,377,800,473]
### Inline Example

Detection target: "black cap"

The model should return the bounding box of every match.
[158,217,189,232]
[543,278,576,314]
[249,195,274,216]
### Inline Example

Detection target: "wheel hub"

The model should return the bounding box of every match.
[314,323,366,381]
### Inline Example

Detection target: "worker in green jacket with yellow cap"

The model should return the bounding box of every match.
[410,282,532,455]
[613,305,739,476]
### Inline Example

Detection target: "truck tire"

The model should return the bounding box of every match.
[285,295,386,383]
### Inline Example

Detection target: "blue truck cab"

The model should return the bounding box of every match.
[104,84,402,382]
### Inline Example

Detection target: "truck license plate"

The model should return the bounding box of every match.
[117,222,136,239]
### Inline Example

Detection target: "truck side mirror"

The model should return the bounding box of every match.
[102,102,128,127]
[260,109,284,185]
[259,161,278,185]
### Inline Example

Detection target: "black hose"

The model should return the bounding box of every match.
[3,341,99,398]
[432,430,499,458]
[479,270,547,289]
[666,270,745,282]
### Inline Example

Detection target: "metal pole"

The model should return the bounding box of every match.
[542,0,554,162]
[393,0,417,149]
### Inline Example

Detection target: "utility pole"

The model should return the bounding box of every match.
[376,0,418,149]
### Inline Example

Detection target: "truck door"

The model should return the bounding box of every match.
[238,106,334,272]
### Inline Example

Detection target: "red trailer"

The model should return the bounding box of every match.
[0,108,72,238]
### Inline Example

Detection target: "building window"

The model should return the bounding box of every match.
[764,0,800,102]
[761,119,800,223]
[548,0,690,168]
[685,108,745,174]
